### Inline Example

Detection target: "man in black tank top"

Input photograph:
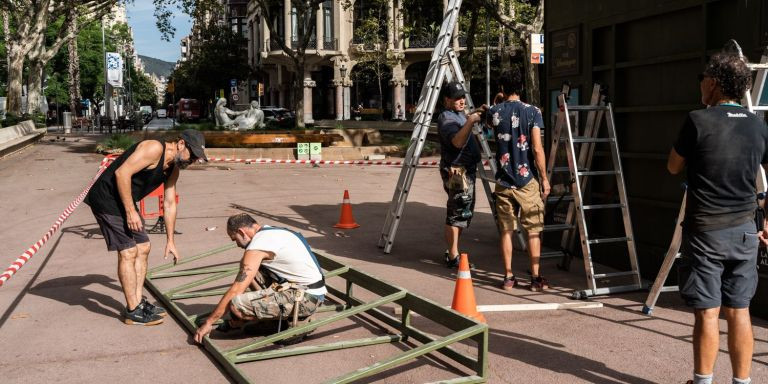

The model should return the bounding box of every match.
[668,53,767,384]
[84,129,207,326]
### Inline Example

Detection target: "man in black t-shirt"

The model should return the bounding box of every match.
[668,53,768,384]
[85,129,207,326]
[437,81,485,268]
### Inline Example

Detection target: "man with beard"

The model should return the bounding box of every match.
[85,129,207,326]
[194,213,326,344]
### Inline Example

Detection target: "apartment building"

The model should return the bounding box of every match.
[246,0,468,123]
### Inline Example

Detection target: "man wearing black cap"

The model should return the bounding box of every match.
[438,81,487,268]
[85,129,208,326]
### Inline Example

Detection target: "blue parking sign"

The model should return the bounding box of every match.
[230,79,237,87]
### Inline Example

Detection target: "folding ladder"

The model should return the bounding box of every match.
[642,40,768,315]
[548,85,643,299]
[378,0,503,253]
[542,83,606,267]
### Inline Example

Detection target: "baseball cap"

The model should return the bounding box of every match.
[181,129,208,162]
[445,82,467,99]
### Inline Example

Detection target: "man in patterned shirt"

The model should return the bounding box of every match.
[488,69,551,291]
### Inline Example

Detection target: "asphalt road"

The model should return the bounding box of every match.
[0,134,766,383]
[144,117,175,131]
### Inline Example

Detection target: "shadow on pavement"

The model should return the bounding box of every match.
[29,274,124,319]
[490,328,657,384]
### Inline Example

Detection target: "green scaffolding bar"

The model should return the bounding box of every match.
[144,244,488,383]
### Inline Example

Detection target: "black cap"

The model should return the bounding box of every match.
[181,129,208,162]
[445,82,467,99]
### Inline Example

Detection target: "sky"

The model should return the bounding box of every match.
[126,2,192,63]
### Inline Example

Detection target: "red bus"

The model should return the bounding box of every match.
[175,98,201,122]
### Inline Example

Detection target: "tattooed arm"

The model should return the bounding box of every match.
[194,249,267,343]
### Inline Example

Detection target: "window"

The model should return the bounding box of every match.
[323,0,333,42]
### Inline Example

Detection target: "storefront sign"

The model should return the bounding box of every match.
[549,27,580,77]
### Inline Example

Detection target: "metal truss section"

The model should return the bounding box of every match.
[144,245,488,383]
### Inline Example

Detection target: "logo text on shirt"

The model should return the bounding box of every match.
[727,112,748,118]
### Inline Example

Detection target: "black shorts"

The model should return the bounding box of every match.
[678,220,759,309]
[440,168,476,228]
[91,208,150,252]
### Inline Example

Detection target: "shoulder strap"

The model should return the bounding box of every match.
[258,227,324,277]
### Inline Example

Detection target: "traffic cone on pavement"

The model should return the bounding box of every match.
[333,190,360,229]
[451,253,486,323]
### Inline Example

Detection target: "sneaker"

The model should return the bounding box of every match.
[123,305,164,326]
[530,276,550,292]
[501,276,517,291]
[444,251,475,269]
[140,298,167,318]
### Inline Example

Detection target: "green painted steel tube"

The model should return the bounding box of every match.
[148,243,236,274]
[150,265,239,279]
[224,290,407,358]
[163,270,237,295]
[325,324,488,384]
[234,334,404,363]
[170,287,230,300]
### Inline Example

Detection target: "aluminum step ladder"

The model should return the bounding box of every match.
[548,84,643,299]
[642,40,768,315]
[378,0,507,253]
[542,83,606,267]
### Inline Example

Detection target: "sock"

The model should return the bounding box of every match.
[733,377,751,384]
[693,373,713,384]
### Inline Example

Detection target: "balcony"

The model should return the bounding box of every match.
[405,34,437,49]
[323,38,338,51]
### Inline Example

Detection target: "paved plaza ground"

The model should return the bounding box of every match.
[0,134,766,383]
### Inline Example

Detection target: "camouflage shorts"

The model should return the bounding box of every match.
[231,284,321,321]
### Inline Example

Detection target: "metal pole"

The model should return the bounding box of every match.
[101,19,107,132]
[485,13,490,106]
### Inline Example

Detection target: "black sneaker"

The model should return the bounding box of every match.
[140,298,167,318]
[123,305,164,326]
[444,252,475,269]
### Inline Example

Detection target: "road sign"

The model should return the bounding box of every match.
[531,53,544,64]
[232,94,240,102]
[231,86,238,95]
[310,143,322,160]
[230,79,237,87]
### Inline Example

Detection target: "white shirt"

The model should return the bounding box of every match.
[246,226,326,296]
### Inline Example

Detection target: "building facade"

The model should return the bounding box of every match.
[545,0,768,315]
[246,0,468,122]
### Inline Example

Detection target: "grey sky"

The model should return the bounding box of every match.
[126,2,192,63]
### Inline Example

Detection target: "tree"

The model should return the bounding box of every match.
[0,0,116,115]
[348,0,395,120]
[168,23,251,116]
[467,0,544,105]
[249,0,326,128]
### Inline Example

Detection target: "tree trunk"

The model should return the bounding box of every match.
[294,58,305,128]
[68,14,81,115]
[2,10,9,75]
[6,47,25,115]
[26,58,44,114]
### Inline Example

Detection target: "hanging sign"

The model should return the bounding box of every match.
[106,52,124,88]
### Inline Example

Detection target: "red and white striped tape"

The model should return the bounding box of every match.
[0,156,115,287]
[207,157,440,166]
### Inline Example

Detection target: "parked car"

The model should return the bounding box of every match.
[261,106,295,128]
[156,109,167,118]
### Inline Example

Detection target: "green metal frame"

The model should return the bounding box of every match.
[145,244,488,384]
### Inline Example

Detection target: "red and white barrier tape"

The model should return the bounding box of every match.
[0,156,115,287]
[208,157,450,166]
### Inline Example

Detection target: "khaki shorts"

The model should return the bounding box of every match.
[494,178,544,233]
[231,288,321,320]
[230,268,322,320]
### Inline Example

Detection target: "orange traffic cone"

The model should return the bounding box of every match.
[334,190,360,229]
[451,253,486,323]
